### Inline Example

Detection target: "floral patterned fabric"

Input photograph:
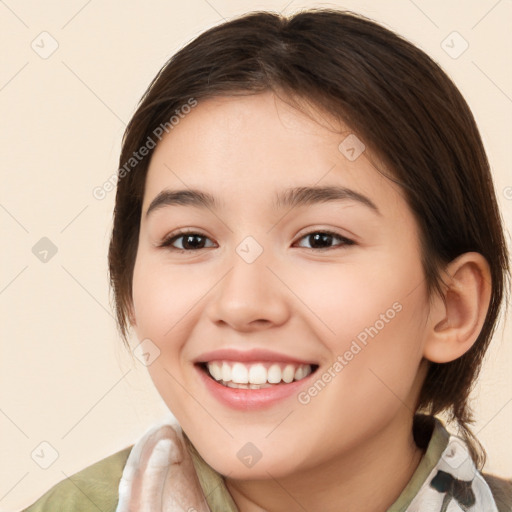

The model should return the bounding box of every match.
[405,434,498,511]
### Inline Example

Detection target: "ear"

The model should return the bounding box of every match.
[423,252,492,363]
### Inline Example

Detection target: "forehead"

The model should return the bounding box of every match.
[142,92,405,219]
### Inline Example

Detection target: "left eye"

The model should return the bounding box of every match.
[295,230,355,250]
[159,230,354,252]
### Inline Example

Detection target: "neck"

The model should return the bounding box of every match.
[225,414,425,512]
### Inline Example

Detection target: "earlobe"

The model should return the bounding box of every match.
[423,252,492,364]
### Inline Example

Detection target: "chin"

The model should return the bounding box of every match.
[194,439,306,480]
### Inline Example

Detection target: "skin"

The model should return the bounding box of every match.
[129,91,492,512]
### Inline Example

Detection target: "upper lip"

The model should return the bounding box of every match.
[194,348,317,366]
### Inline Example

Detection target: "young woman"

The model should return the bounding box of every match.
[24,8,511,512]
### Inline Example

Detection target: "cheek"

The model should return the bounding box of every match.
[337,269,427,379]
[291,254,426,350]
[131,256,195,413]
[131,255,204,340]
[308,254,428,407]
[321,286,428,419]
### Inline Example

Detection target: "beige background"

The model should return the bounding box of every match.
[1,0,511,510]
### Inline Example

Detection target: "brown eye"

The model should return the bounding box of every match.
[160,231,215,252]
[159,229,355,253]
[295,231,354,250]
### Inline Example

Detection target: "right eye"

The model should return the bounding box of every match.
[158,230,216,252]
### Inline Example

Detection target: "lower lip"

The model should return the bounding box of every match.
[196,365,316,411]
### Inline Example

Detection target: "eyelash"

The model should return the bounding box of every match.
[158,229,355,253]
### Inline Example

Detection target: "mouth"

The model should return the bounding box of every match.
[196,361,320,390]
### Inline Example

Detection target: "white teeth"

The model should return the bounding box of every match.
[205,361,314,387]
[208,362,222,381]
[282,365,295,383]
[267,364,282,384]
[231,363,249,384]
[294,365,312,380]
[225,381,273,389]
[221,362,231,382]
[248,364,267,385]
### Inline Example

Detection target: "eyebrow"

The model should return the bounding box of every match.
[145,185,381,218]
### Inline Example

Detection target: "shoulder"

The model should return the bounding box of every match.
[482,472,512,512]
[21,445,133,512]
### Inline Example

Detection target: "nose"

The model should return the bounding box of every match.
[205,246,290,332]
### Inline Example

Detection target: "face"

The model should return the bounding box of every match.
[130,92,431,480]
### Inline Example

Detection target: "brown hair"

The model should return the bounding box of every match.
[108,8,510,467]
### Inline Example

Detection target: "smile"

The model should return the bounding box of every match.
[203,361,316,389]
[195,360,320,410]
